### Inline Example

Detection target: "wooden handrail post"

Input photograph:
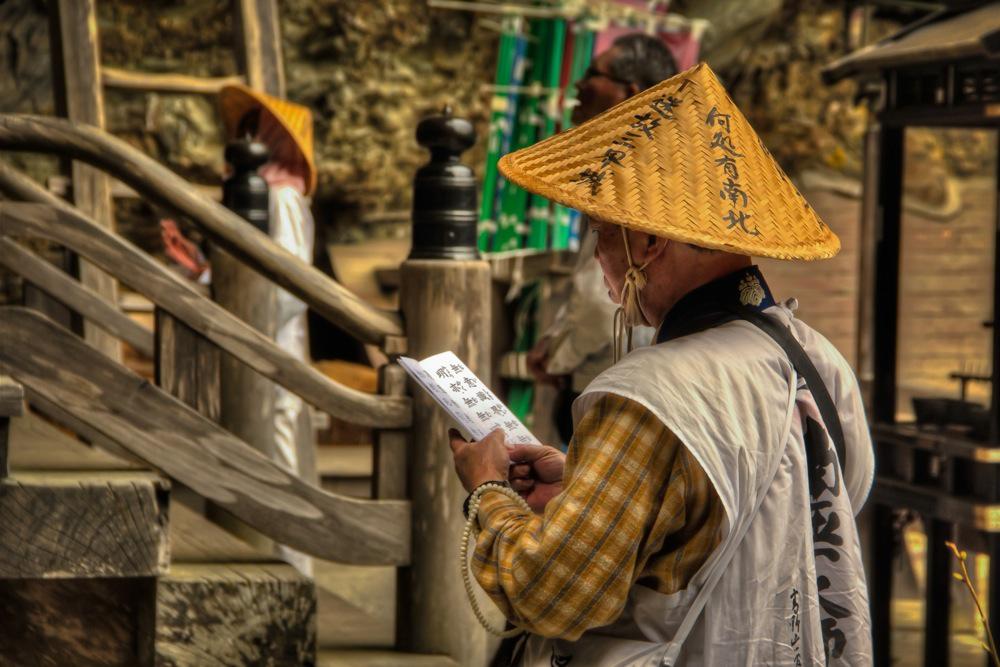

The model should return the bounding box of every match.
[210,138,277,549]
[397,110,498,665]
[374,363,408,500]
[0,376,25,478]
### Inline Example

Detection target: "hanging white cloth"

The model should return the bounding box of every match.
[517,302,874,666]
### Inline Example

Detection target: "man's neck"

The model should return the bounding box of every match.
[643,256,752,327]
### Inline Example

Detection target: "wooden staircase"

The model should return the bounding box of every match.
[2,405,315,665]
[0,108,481,663]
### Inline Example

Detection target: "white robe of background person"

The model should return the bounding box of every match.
[270,184,314,479]
[517,301,875,666]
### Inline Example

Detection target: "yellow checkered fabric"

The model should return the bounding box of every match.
[473,394,725,640]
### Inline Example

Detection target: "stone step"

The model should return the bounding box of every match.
[317,649,458,667]
[156,562,315,667]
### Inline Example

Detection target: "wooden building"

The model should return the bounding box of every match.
[824,3,1000,665]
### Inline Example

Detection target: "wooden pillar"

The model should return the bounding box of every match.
[398,259,497,666]
[923,518,953,666]
[871,503,895,667]
[49,0,120,362]
[988,532,1000,667]
[871,123,904,425]
[856,123,881,411]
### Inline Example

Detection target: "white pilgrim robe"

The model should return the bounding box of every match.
[516,301,874,666]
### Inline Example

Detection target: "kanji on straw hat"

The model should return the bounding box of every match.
[498,63,838,261]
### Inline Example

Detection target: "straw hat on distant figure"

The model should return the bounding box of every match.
[449,63,874,665]
[527,34,678,445]
[219,84,318,573]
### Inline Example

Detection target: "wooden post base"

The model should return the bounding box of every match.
[397,259,499,666]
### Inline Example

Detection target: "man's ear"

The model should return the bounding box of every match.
[644,233,669,261]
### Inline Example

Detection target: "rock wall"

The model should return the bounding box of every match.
[95,0,498,244]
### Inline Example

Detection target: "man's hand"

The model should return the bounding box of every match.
[449,428,510,493]
[508,444,565,513]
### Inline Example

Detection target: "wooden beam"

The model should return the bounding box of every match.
[101,67,245,95]
[0,306,411,565]
[0,119,404,345]
[235,0,286,96]
[50,0,120,363]
[0,203,411,429]
[0,470,169,578]
[0,238,154,357]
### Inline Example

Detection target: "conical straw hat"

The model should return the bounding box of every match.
[219,84,317,195]
[499,63,838,260]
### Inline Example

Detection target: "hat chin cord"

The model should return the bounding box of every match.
[613,227,651,364]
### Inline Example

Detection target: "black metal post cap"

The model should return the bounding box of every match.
[409,108,479,261]
[223,138,270,234]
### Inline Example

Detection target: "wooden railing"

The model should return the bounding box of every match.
[0,307,409,565]
[0,128,413,565]
[0,113,403,347]
[0,171,410,428]
[0,112,502,665]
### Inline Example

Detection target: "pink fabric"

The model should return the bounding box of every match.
[257,110,309,196]
[592,2,701,70]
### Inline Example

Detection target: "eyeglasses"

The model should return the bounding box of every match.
[581,66,633,88]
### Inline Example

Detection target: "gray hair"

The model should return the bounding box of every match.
[607,33,679,92]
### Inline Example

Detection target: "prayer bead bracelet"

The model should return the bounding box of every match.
[460,482,533,638]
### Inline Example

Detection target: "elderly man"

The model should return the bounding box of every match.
[529,34,677,443]
[450,64,874,665]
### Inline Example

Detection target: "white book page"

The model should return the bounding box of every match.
[399,351,540,447]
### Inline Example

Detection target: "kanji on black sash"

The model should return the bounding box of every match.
[601,148,627,170]
[572,168,605,195]
[705,105,732,133]
[724,209,759,236]
[630,112,660,139]
[650,95,681,119]
[720,177,748,207]
[711,131,744,157]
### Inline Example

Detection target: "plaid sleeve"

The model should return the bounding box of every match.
[471,393,723,640]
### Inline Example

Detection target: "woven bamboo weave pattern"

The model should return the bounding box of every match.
[498,63,839,261]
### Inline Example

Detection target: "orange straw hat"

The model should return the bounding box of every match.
[499,63,838,260]
[219,84,317,195]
